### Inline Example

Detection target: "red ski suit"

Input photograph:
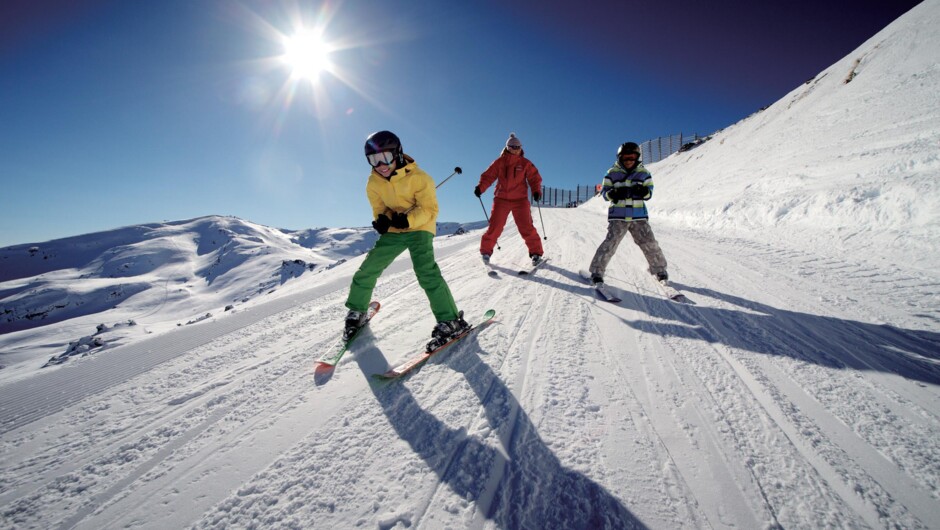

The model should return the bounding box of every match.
[477,149,543,256]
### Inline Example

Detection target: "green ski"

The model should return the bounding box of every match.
[315,301,381,368]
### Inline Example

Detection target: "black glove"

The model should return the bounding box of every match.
[630,185,650,199]
[390,212,409,229]
[474,186,482,198]
[607,186,630,201]
[532,191,541,202]
[372,214,391,234]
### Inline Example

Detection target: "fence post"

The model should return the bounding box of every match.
[637,132,704,162]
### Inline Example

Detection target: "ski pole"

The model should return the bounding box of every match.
[536,197,548,240]
[403,167,462,214]
[477,195,500,251]
[433,166,462,189]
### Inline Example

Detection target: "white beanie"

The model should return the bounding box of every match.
[506,133,522,148]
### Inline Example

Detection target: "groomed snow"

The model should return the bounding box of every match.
[1,2,938,528]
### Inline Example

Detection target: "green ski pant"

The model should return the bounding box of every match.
[345,231,459,322]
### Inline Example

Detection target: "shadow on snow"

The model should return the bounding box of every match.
[353,333,647,530]
[544,264,940,387]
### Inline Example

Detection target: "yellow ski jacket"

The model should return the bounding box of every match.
[366,155,438,235]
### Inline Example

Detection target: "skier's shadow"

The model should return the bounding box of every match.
[600,276,940,386]
[353,336,646,529]
[487,262,517,277]
[528,262,610,300]
[525,263,940,386]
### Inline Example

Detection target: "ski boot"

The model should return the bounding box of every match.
[654,270,669,282]
[426,311,471,352]
[530,254,543,266]
[343,309,368,341]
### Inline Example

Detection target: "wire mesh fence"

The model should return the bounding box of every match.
[640,132,706,163]
[531,133,709,207]
[534,185,600,208]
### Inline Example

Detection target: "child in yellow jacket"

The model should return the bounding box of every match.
[345,130,469,352]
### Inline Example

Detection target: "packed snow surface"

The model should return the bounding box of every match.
[1,2,939,528]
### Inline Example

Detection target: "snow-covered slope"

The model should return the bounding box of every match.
[1,203,937,528]
[0,216,483,377]
[652,0,940,272]
[0,216,370,375]
[0,2,938,529]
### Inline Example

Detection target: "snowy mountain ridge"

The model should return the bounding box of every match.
[0,215,482,371]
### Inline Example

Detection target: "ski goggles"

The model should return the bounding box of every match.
[367,151,395,167]
[619,154,638,162]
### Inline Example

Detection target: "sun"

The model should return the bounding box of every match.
[236,2,395,128]
[281,29,333,81]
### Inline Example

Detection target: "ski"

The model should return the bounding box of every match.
[482,257,498,277]
[374,309,496,380]
[657,279,693,304]
[518,257,549,275]
[315,301,381,367]
[579,270,622,303]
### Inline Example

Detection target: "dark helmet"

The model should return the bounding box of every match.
[617,141,641,162]
[364,130,404,167]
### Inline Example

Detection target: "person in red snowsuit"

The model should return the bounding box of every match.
[474,133,544,265]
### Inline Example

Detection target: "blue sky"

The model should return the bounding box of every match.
[0,0,921,247]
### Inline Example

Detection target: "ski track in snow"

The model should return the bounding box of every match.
[5,3,940,528]
[1,206,938,529]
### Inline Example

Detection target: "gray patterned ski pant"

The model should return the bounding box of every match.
[589,220,667,279]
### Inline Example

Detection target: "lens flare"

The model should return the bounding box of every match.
[228,0,411,133]
[282,30,333,81]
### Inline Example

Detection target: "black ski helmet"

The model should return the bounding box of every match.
[617,141,641,162]
[364,130,405,167]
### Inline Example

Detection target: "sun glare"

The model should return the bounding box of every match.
[237,2,396,130]
[282,30,332,81]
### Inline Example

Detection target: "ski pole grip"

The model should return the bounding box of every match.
[403,165,463,214]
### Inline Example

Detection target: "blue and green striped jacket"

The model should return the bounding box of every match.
[600,162,653,221]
